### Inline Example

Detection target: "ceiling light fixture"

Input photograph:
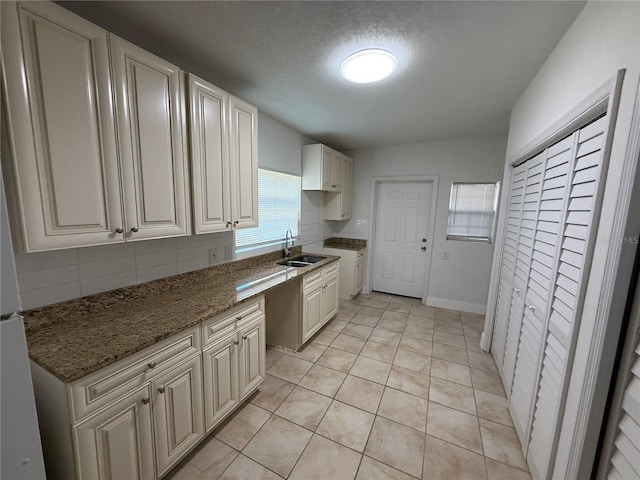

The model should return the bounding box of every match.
[340,49,397,84]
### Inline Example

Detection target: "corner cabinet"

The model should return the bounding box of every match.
[188,74,258,234]
[110,35,190,241]
[1,1,191,251]
[301,144,353,221]
[30,296,266,480]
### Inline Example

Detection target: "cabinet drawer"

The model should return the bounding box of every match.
[70,327,200,422]
[303,269,324,292]
[324,261,339,280]
[202,297,264,347]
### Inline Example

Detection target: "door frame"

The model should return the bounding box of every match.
[482,69,639,479]
[365,176,439,303]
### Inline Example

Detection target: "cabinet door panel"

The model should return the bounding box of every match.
[189,74,231,233]
[239,316,265,398]
[111,35,189,240]
[229,96,258,229]
[323,276,339,322]
[152,355,204,476]
[74,386,154,480]
[322,148,332,191]
[341,157,352,219]
[355,257,364,292]
[303,287,323,342]
[330,153,342,191]
[203,333,239,432]
[2,2,123,250]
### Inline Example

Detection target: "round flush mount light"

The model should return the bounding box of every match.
[340,49,397,84]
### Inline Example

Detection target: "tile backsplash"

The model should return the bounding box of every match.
[14,232,234,310]
[13,192,336,310]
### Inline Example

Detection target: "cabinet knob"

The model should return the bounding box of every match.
[141,397,150,405]
[236,316,243,321]
[242,335,248,340]
[528,305,536,312]
[131,227,139,233]
[514,289,521,294]
[115,228,124,234]
[233,220,239,226]
[226,222,232,228]
[147,362,157,369]
[234,340,239,346]
[158,386,165,394]
[421,246,426,251]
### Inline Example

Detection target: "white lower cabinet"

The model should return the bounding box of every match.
[302,262,339,343]
[151,356,204,476]
[202,332,239,432]
[33,297,266,480]
[202,309,265,433]
[74,386,155,480]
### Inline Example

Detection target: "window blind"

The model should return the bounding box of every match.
[235,169,301,252]
[447,182,499,241]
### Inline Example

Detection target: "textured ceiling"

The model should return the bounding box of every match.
[59,1,585,150]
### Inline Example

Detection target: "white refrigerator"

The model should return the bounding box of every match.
[1,169,46,479]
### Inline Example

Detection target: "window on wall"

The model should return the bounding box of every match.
[447,182,500,242]
[235,169,301,253]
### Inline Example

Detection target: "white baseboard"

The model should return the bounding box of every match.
[426,297,486,315]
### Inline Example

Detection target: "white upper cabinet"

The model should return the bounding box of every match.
[302,144,342,192]
[1,1,125,251]
[188,75,232,233]
[111,35,190,240]
[188,75,258,233]
[304,144,353,221]
[228,95,258,229]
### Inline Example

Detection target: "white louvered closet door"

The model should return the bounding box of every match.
[606,331,640,480]
[492,163,527,369]
[527,114,610,479]
[509,134,576,442]
[502,153,546,394]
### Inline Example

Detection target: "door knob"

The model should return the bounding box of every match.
[421,246,426,251]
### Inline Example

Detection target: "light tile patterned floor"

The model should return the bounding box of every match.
[168,292,532,480]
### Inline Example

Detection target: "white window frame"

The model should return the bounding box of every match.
[446,181,500,243]
[235,168,301,254]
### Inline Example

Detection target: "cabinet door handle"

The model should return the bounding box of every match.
[226,221,232,228]
[514,288,521,294]
[528,305,536,313]
[147,362,157,369]
[130,227,139,233]
[242,335,248,341]
[236,316,243,321]
[115,228,124,234]
[233,220,239,226]
[158,386,165,394]
[234,340,239,346]
[421,246,426,251]
[141,397,150,405]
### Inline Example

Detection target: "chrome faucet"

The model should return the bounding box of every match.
[284,229,294,257]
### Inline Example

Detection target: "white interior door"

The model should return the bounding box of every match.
[372,182,433,298]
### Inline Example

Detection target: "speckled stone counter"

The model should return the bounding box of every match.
[23,247,339,383]
[323,237,367,251]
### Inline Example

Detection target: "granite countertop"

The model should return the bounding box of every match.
[323,237,367,251]
[23,248,339,383]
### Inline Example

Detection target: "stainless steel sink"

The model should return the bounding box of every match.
[277,260,312,267]
[277,255,326,268]
[290,255,326,264]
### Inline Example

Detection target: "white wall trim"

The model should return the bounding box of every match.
[557,71,640,480]
[426,296,486,315]
[482,73,623,353]
[365,175,439,303]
